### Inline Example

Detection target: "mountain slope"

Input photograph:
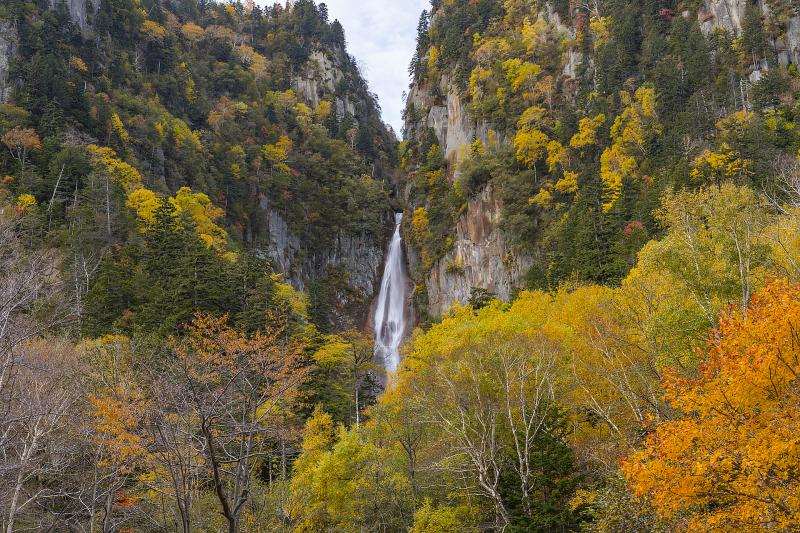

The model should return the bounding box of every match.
[401,0,800,317]
[0,0,397,333]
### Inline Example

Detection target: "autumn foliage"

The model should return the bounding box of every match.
[624,279,800,531]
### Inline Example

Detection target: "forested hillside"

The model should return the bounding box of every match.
[400,0,800,316]
[0,0,396,335]
[321,0,799,530]
[0,0,396,530]
[2,0,800,531]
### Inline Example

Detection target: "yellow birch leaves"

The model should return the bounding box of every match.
[600,87,660,211]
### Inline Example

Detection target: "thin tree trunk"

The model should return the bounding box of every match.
[6,426,39,533]
[105,176,112,240]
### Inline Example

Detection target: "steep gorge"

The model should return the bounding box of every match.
[5,0,800,328]
[4,1,800,530]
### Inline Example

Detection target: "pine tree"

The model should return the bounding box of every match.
[409,10,430,80]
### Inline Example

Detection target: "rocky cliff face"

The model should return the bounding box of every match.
[17,0,394,328]
[268,49,392,325]
[699,0,747,35]
[2,0,94,102]
[404,55,524,317]
[50,0,95,32]
[403,10,572,316]
[700,0,800,66]
[403,0,800,317]
[259,198,386,326]
[424,183,532,316]
[2,0,102,104]
[292,49,357,117]
[0,21,16,104]
[406,72,497,165]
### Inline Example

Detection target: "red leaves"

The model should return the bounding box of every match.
[658,8,674,22]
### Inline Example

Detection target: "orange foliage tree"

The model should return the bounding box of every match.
[171,313,309,533]
[623,279,800,531]
[2,127,41,174]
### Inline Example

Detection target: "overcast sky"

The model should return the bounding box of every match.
[321,0,429,134]
[258,1,423,135]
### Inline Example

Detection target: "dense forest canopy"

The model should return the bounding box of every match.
[401,0,800,295]
[1,0,398,334]
[1,0,800,531]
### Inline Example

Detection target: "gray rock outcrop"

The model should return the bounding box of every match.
[50,0,95,32]
[425,183,532,316]
[292,50,357,116]
[259,199,386,325]
[0,21,16,104]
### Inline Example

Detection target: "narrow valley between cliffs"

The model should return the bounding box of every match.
[1,0,800,531]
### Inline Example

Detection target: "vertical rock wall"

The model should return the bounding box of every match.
[699,0,747,34]
[0,22,16,104]
[699,0,800,66]
[424,183,532,316]
[292,50,357,117]
[264,49,392,326]
[403,0,800,317]
[259,199,386,327]
[48,0,95,32]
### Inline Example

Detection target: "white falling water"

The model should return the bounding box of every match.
[373,213,409,373]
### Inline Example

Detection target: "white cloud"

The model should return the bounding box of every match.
[264,0,429,134]
[322,0,429,134]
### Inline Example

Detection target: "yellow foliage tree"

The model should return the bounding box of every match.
[235,44,268,78]
[514,126,549,168]
[89,393,147,471]
[289,407,413,532]
[15,193,36,212]
[569,114,606,149]
[289,405,337,531]
[262,135,293,173]
[600,144,637,209]
[87,144,142,193]
[410,500,479,533]
[600,87,660,211]
[690,144,753,184]
[410,207,430,246]
[529,187,553,208]
[514,106,551,169]
[141,20,168,41]
[170,187,226,248]
[110,113,130,144]
[428,46,439,70]
[520,17,548,54]
[170,119,202,151]
[502,58,542,93]
[181,22,205,42]
[69,56,88,73]
[126,186,228,249]
[554,171,578,194]
[315,100,332,121]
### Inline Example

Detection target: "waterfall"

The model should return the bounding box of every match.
[373,213,409,373]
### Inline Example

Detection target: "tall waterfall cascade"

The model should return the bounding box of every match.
[373,213,410,373]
